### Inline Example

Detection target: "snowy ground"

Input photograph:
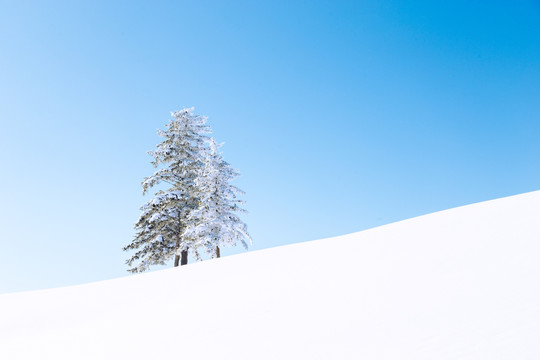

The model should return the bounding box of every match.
[1,191,540,359]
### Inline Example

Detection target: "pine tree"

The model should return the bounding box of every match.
[183,138,251,259]
[123,108,211,273]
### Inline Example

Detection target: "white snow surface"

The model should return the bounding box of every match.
[2,191,540,359]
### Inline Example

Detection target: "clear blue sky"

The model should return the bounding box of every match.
[1,0,539,294]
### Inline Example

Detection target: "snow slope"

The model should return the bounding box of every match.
[1,191,540,359]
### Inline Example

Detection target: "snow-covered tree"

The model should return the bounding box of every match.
[183,138,251,259]
[123,108,211,273]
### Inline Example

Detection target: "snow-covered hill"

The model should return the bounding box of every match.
[1,191,540,359]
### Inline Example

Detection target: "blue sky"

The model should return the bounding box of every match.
[1,0,539,293]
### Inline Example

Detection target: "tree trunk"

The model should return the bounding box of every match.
[181,250,188,265]
[174,255,180,267]
[216,246,221,258]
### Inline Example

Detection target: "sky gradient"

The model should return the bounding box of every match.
[1,0,539,293]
